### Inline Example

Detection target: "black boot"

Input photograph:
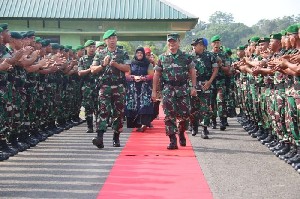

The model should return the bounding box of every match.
[0,139,18,156]
[167,134,178,150]
[86,117,94,133]
[211,118,217,129]
[201,127,209,139]
[219,117,226,131]
[92,130,104,149]
[179,132,186,146]
[191,123,198,136]
[113,132,121,147]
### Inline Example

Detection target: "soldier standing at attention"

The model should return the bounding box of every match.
[152,33,197,150]
[91,30,131,149]
[78,40,97,133]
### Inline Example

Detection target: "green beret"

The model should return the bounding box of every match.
[26,31,35,38]
[0,23,8,30]
[51,43,60,50]
[270,33,282,40]
[35,36,42,43]
[96,41,106,48]
[249,36,260,43]
[65,45,72,49]
[225,47,232,55]
[280,30,287,36]
[75,45,84,51]
[84,40,95,47]
[0,27,3,33]
[167,33,180,41]
[41,40,48,47]
[258,37,270,43]
[286,25,299,34]
[210,35,221,42]
[10,32,23,39]
[236,46,245,50]
[20,32,27,38]
[103,29,117,40]
[43,39,51,47]
[59,45,65,50]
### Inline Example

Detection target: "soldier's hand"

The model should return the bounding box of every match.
[103,55,110,66]
[190,87,197,96]
[0,59,12,71]
[202,81,211,91]
[110,60,118,67]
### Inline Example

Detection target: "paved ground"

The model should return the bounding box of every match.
[0,118,299,199]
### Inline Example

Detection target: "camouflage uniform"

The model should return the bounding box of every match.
[155,50,195,136]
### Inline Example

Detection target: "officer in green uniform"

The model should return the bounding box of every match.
[78,40,97,133]
[91,30,131,149]
[190,37,218,139]
[152,33,197,149]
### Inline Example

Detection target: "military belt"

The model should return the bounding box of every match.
[164,80,187,87]
[274,83,285,90]
[0,81,7,87]
[294,83,300,90]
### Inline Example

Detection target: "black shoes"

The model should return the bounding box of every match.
[86,128,94,133]
[200,128,209,139]
[179,132,186,146]
[113,132,121,147]
[167,134,178,150]
[92,131,104,149]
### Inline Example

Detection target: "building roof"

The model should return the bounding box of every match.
[0,0,197,20]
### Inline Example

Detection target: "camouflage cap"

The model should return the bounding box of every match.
[103,29,117,40]
[167,33,180,41]
[210,35,221,42]
[84,40,95,47]
[10,31,23,39]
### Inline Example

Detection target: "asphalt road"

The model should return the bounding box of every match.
[0,118,299,199]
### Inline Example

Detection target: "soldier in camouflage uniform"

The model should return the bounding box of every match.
[210,35,231,130]
[91,30,131,149]
[152,33,197,150]
[78,40,97,133]
[190,38,218,139]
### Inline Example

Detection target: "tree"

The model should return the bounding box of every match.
[208,11,234,24]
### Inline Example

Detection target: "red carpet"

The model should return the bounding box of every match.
[97,107,213,199]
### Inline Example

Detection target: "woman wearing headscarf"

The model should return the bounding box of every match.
[125,47,154,132]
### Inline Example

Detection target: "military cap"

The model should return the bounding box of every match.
[10,31,23,39]
[225,47,232,55]
[75,45,84,51]
[43,39,51,46]
[248,36,260,43]
[167,33,180,41]
[35,36,42,43]
[286,25,299,34]
[0,23,8,30]
[280,30,287,36]
[258,37,270,43]
[59,45,65,50]
[236,46,245,50]
[270,33,282,40]
[20,32,28,38]
[51,43,60,50]
[65,45,72,49]
[96,41,106,48]
[84,40,95,47]
[0,27,3,33]
[210,35,221,42]
[26,30,35,38]
[41,40,48,47]
[191,37,208,47]
[103,29,117,40]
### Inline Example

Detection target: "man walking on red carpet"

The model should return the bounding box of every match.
[152,33,197,149]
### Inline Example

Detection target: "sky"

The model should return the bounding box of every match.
[167,0,299,26]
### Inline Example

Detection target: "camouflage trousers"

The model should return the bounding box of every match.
[81,83,98,120]
[271,89,287,139]
[250,85,263,126]
[260,88,272,130]
[162,86,191,136]
[0,85,9,136]
[97,85,125,133]
[190,90,212,127]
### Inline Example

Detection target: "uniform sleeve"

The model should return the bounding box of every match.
[77,57,84,71]
[153,56,163,71]
[210,53,219,68]
[92,53,101,66]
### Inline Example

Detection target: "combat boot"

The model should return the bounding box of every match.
[179,131,186,146]
[167,134,178,150]
[191,123,198,136]
[113,132,121,147]
[92,130,104,149]
[219,117,226,131]
[0,150,9,161]
[200,127,209,139]
[0,139,18,156]
[211,118,217,129]
[86,117,94,133]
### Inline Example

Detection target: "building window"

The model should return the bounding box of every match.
[38,35,60,43]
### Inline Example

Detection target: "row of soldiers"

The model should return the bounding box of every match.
[232,23,300,172]
[0,23,108,161]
